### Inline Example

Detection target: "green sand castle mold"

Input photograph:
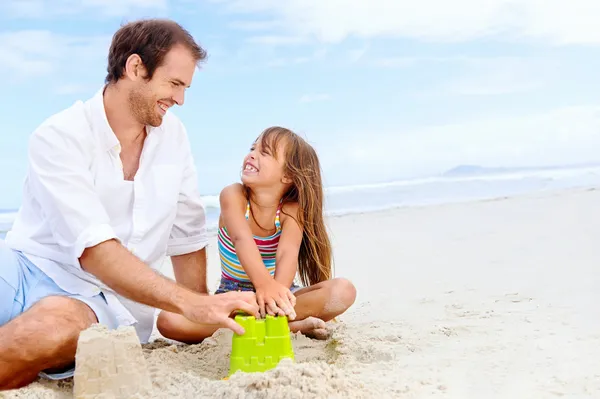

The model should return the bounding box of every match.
[229,314,295,376]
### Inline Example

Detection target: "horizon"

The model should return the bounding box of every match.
[0,161,599,213]
[2,1,600,209]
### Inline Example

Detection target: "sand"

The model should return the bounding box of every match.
[2,187,600,398]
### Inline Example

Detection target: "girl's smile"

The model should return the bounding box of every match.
[243,161,259,175]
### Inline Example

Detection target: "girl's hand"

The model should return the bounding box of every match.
[255,280,297,320]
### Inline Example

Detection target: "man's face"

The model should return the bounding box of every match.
[129,44,197,127]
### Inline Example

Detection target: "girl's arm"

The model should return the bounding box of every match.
[220,184,271,288]
[220,184,296,318]
[274,202,302,288]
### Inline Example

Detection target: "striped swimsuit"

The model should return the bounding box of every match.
[217,201,282,285]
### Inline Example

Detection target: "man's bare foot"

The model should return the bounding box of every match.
[288,317,331,340]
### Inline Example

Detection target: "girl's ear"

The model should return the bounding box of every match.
[281,175,293,184]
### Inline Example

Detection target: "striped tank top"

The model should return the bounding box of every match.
[218,201,282,282]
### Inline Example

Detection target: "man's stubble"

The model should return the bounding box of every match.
[128,83,162,128]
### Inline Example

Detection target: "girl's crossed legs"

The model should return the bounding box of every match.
[157,277,356,344]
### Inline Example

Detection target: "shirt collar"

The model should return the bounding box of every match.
[88,86,162,153]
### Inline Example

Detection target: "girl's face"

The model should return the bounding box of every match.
[241,136,287,187]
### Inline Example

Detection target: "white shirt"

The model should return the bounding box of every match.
[5,88,208,342]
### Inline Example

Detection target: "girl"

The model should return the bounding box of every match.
[157,127,356,342]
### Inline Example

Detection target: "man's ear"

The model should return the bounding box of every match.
[124,54,147,81]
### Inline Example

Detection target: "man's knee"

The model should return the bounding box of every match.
[0,296,98,367]
[0,296,98,388]
[29,296,97,343]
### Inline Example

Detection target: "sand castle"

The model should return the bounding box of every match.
[73,324,153,399]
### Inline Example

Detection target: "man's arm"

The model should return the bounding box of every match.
[81,239,194,314]
[80,240,258,333]
[171,247,208,294]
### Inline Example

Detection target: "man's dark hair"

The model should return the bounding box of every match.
[105,19,207,84]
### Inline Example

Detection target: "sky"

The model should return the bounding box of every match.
[1,0,600,209]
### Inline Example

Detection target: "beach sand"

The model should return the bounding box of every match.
[2,187,600,398]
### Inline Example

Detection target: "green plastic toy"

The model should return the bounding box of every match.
[228,314,295,376]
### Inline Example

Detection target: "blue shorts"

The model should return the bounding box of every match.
[215,276,302,294]
[0,240,118,380]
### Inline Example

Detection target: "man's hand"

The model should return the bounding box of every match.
[255,280,297,320]
[181,291,260,335]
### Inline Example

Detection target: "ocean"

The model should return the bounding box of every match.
[1,165,599,239]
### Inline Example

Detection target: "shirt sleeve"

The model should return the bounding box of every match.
[166,130,208,256]
[27,124,119,266]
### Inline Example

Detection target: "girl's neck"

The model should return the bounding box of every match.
[247,187,285,210]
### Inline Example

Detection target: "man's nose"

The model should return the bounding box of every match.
[173,88,185,106]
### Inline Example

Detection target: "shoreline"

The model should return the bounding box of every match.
[2,175,600,237]
[200,184,599,235]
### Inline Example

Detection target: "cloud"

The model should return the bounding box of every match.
[347,47,369,63]
[1,0,167,18]
[0,30,110,81]
[441,59,546,96]
[426,56,558,96]
[317,105,600,182]
[245,35,308,46]
[370,57,418,68]
[266,57,311,68]
[299,93,331,103]
[219,0,600,45]
[54,83,95,95]
[228,20,282,31]
[265,48,327,68]
[345,54,554,96]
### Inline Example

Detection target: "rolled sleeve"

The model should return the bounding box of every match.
[28,125,119,265]
[166,133,208,257]
[74,223,119,262]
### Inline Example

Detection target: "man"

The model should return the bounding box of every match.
[0,19,259,390]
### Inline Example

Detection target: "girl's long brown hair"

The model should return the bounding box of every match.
[244,126,332,286]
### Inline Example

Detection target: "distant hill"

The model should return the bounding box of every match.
[443,165,509,176]
[443,162,600,177]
